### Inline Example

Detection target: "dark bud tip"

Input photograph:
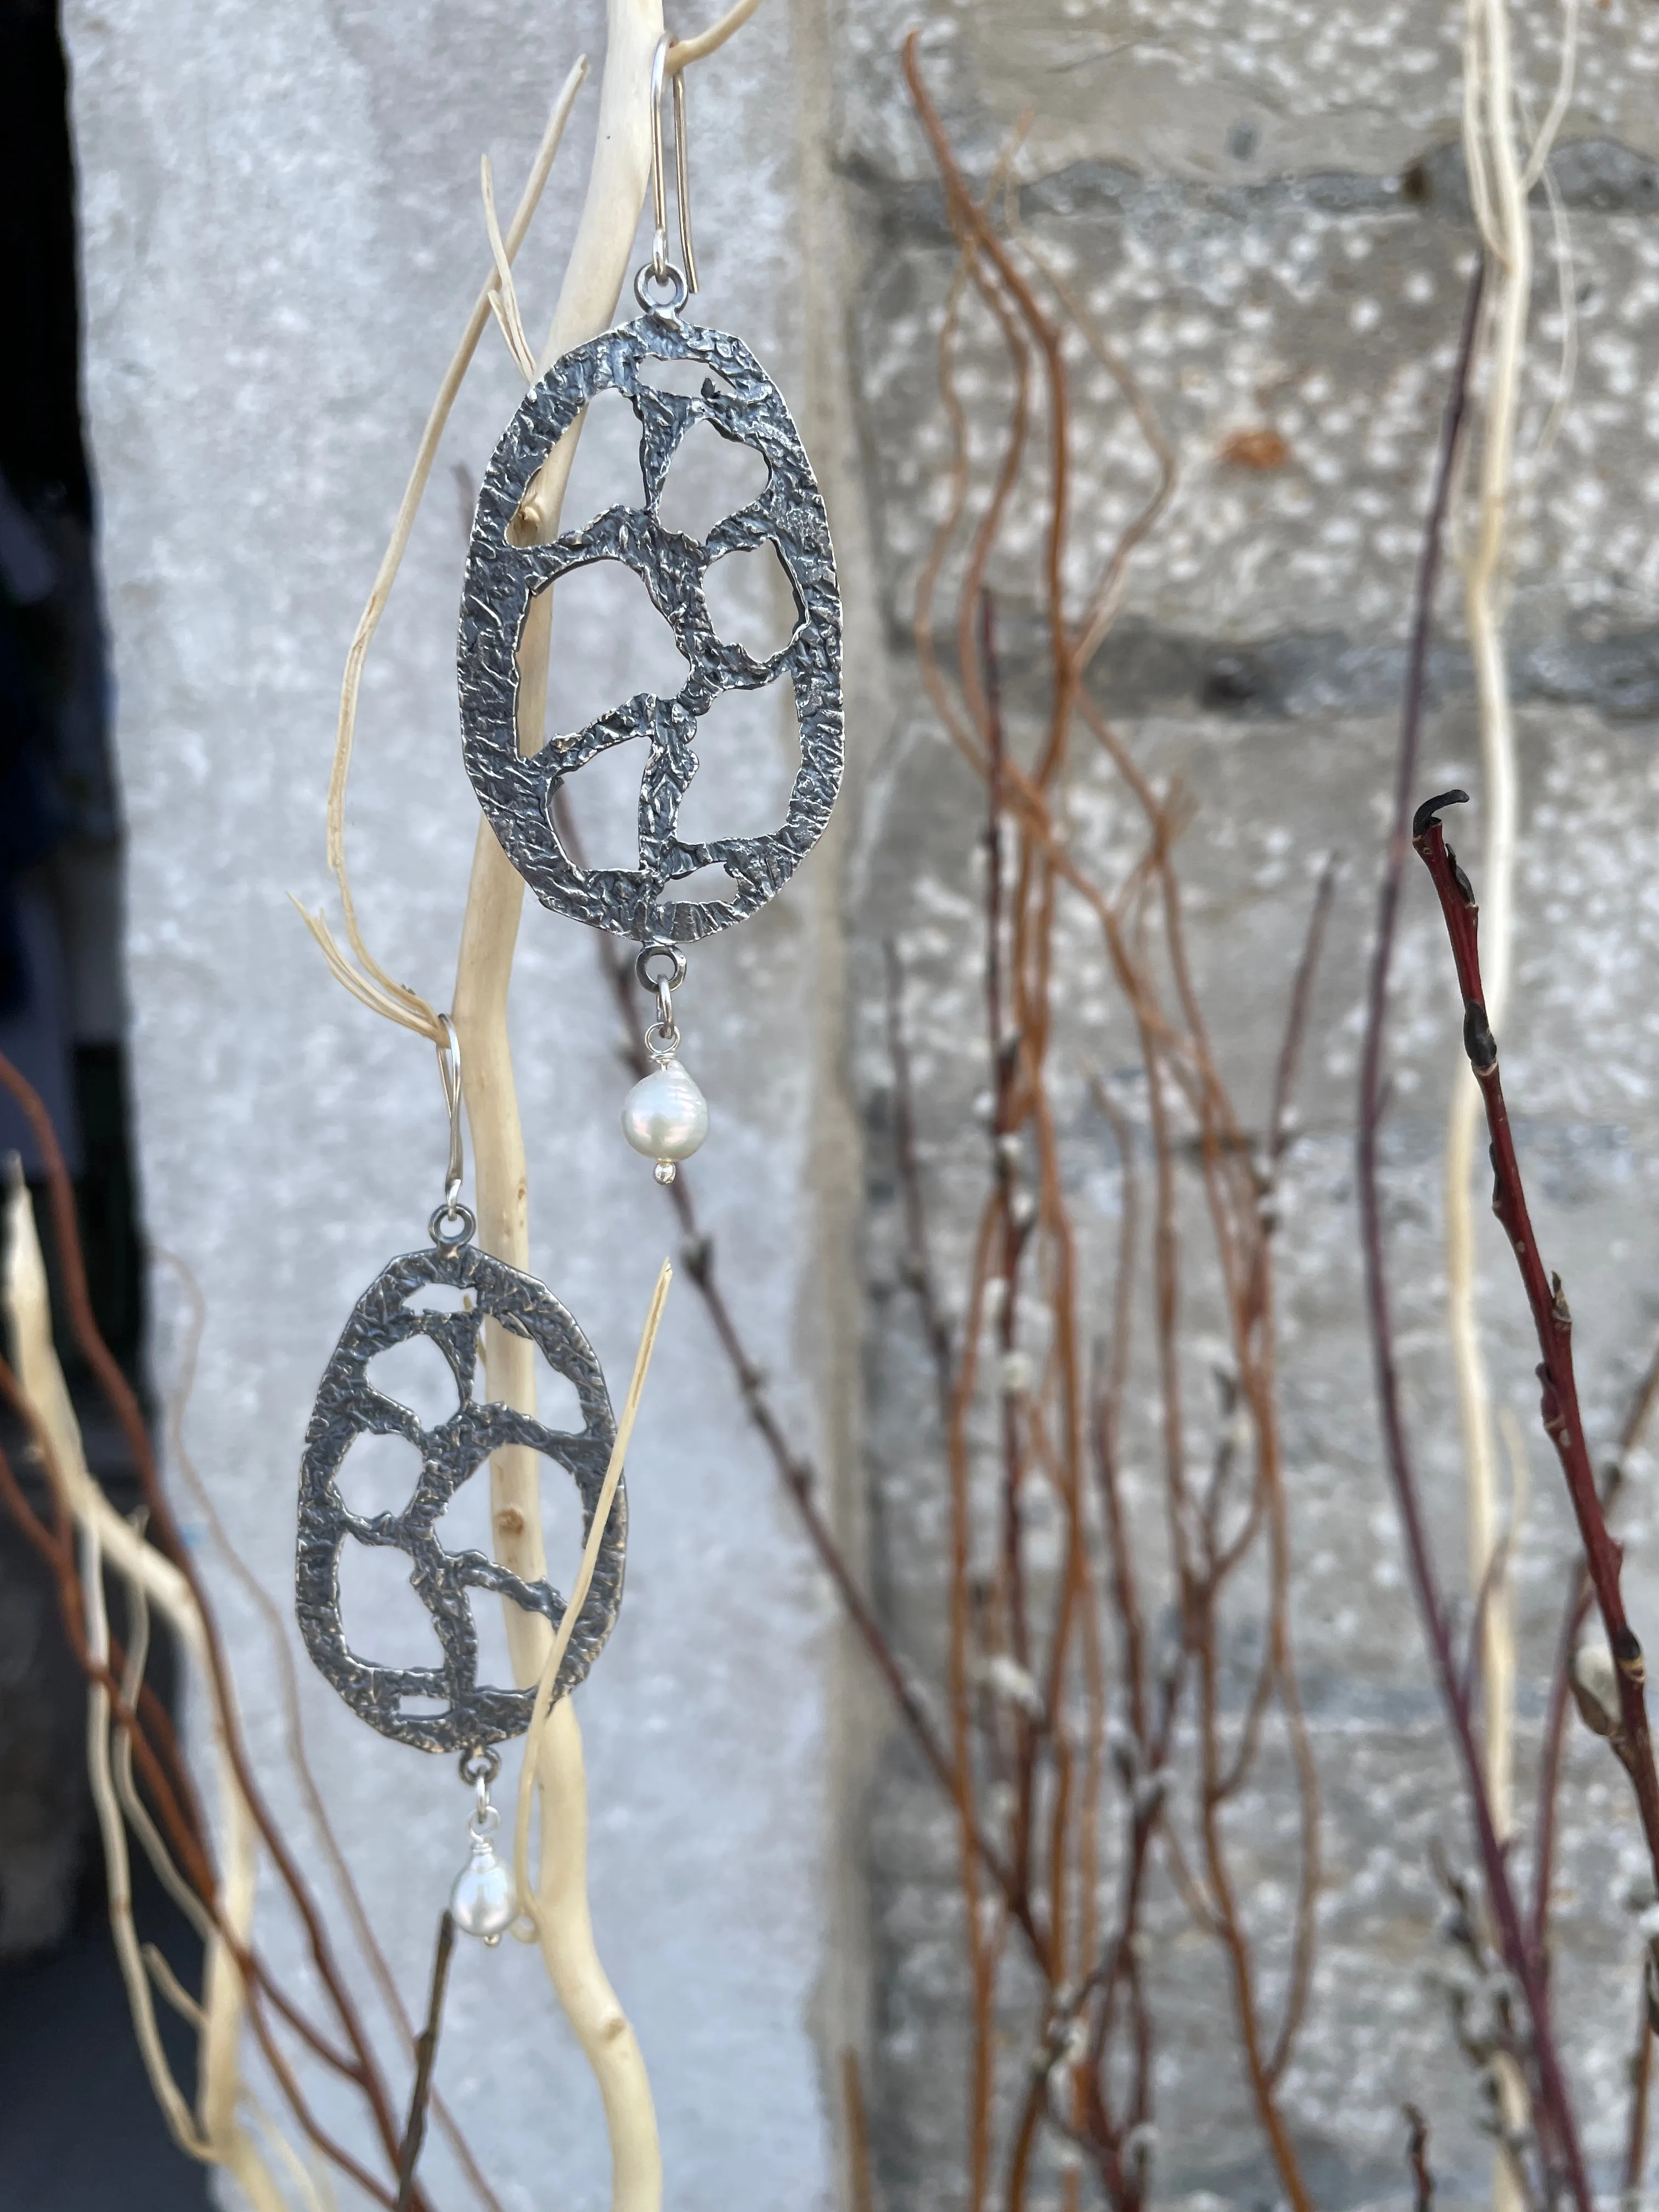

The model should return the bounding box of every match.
[1462,998,1498,1071]
[1413,788,1470,840]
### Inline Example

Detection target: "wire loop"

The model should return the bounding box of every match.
[428,1201,477,1251]
[640,34,696,305]
[437,1017,465,1217]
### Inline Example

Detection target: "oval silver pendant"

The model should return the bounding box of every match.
[457,306,843,945]
[294,1241,622,1753]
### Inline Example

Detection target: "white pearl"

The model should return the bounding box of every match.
[620,1056,708,1165]
[449,1835,516,1944]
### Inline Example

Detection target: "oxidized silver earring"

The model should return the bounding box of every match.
[293,1020,623,1939]
[457,38,843,1181]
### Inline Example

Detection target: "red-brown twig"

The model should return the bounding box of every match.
[895,35,1325,2207]
[1627,1965,1654,2200]
[1533,1321,1659,1957]
[1413,789,1659,1893]
[1357,256,1595,2212]
[1404,2103,1435,2212]
[883,938,957,1435]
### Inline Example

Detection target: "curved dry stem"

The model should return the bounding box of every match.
[665,0,769,73]
[481,154,539,382]
[80,1519,218,2169]
[300,57,587,1041]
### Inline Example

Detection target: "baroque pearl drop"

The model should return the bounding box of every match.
[620,1056,708,1172]
[449,1832,516,1945]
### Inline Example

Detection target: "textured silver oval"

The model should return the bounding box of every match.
[458,306,843,945]
[295,1242,621,1754]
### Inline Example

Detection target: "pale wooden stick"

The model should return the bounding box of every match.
[1451,0,1578,1849]
[512,1261,673,1926]
[144,1942,208,2028]
[449,15,700,2209]
[242,2095,338,2212]
[1453,15,1578,2209]
[113,1565,219,1946]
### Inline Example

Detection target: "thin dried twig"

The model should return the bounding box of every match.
[1356,259,1596,2212]
[1534,1317,1659,1956]
[394,1915,456,2212]
[901,35,1323,2207]
[1414,791,1659,1897]
[1404,2103,1435,2212]
[296,59,586,1040]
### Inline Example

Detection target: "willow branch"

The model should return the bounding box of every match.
[1356,262,1594,2212]
[1414,791,1659,1899]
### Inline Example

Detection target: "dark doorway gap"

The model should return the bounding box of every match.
[0,3,207,2200]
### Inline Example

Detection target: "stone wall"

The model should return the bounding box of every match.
[832,3,1659,2208]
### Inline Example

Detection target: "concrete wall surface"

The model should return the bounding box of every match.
[62,0,1659,2207]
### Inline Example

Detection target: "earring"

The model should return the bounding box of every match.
[294,1019,623,1940]
[458,37,843,1182]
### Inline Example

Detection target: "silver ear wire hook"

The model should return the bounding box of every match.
[431,1017,475,1249]
[437,1017,464,1212]
[645,35,697,301]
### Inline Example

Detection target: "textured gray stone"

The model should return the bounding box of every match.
[834,1,1659,2205]
[853,185,1659,656]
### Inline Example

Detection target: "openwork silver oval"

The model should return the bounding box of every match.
[295,1242,621,1754]
[458,307,843,944]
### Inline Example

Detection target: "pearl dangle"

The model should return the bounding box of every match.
[622,944,708,1184]
[449,1748,516,1945]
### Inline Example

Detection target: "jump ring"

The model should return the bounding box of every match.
[430,1201,477,1250]
[635,943,687,992]
[633,261,689,314]
[644,1021,680,1059]
[459,1745,500,1787]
